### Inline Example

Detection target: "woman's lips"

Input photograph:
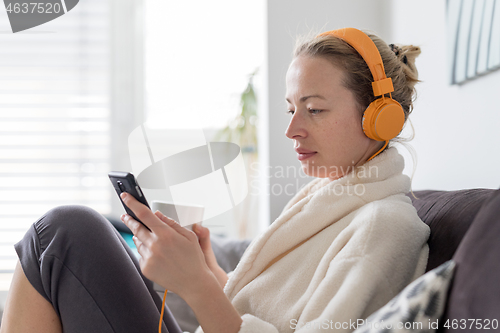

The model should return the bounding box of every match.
[295,148,317,161]
[297,152,317,160]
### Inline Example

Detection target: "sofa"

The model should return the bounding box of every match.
[111,187,500,333]
[409,188,500,332]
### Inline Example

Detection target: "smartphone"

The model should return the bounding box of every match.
[108,171,152,232]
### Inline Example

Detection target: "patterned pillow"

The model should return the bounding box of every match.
[353,260,456,333]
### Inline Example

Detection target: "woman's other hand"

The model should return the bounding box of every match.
[191,223,229,289]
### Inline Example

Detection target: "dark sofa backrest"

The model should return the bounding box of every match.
[407,189,495,272]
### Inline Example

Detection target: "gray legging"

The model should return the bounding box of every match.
[14,205,183,333]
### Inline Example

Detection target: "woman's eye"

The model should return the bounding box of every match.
[308,109,322,115]
[286,110,295,115]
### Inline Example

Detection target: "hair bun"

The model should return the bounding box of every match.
[399,45,420,70]
[389,44,420,68]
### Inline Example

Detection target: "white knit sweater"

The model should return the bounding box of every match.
[195,147,430,333]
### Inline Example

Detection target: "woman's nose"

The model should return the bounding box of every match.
[285,112,307,139]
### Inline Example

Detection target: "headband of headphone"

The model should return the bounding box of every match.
[316,27,405,161]
[318,28,394,96]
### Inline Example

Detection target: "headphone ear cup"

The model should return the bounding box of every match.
[362,98,405,141]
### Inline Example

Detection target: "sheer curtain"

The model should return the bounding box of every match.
[0,0,110,278]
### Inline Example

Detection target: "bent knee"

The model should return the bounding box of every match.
[35,205,113,240]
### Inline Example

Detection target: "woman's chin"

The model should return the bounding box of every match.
[301,164,345,180]
[301,166,326,179]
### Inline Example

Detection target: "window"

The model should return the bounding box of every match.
[142,0,265,238]
[448,0,500,84]
[0,0,110,277]
[144,0,264,129]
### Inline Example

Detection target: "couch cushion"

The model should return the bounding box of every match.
[353,260,456,333]
[441,188,500,332]
[408,189,495,272]
[210,234,253,273]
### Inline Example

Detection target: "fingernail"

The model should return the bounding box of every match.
[120,192,127,199]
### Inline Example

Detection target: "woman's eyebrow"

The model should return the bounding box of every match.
[285,94,326,103]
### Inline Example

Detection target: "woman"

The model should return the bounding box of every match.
[1,28,429,333]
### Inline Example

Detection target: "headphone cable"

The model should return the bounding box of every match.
[367,140,388,162]
[159,288,168,333]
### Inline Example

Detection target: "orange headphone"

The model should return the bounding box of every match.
[316,28,405,162]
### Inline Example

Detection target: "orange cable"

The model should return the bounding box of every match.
[159,289,168,333]
[367,140,388,162]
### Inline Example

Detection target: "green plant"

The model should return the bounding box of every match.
[212,68,259,239]
[213,68,258,154]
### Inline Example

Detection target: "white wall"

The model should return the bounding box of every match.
[390,0,500,191]
[265,0,392,223]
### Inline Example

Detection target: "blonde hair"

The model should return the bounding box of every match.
[293,30,421,197]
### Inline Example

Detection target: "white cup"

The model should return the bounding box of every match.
[151,200,204,231]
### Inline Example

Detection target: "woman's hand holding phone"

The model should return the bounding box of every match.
[119,192,219,301]
[150,209,229,289]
